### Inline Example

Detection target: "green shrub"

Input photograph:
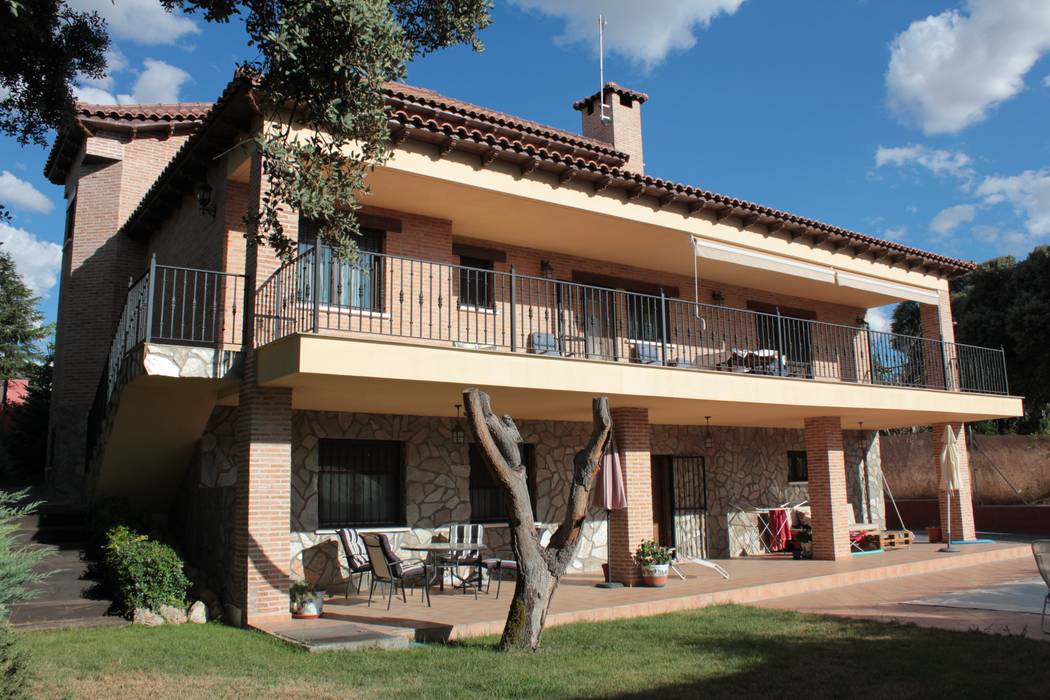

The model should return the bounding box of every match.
[0,622,31,698]
[104,526,189,614]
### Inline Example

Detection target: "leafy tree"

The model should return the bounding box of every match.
[888,301,925,387]
[4,348,53,478]
[0,1,108,146]
[0,249,51,379]
[164,0,492,258]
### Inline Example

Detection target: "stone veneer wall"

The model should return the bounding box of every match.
[176,409,886,599]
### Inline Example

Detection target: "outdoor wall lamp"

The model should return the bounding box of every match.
[540,260,555,279]
[196,183,217,219]
[452,404,466,444]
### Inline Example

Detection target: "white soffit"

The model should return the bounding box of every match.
[691,237,941,305]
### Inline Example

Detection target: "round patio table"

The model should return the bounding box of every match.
[404,542,489,596]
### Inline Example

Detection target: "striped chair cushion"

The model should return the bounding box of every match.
[338,528,371,573]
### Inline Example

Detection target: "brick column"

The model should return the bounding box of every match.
[232,355,293,626]
[920,291,958,390]
[932,422,976,542]
[608,407,653,585]
[804,417,852,561]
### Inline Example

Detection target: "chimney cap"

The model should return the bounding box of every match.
[573,82,650,112]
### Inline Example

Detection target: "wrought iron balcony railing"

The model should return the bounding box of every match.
[254,249,1009,396]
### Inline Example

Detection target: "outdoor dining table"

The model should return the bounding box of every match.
[403,542,489,595]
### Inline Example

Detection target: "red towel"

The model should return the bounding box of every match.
[768,509,790,552]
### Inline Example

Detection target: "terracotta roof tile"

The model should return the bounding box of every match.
[74,102,213,122]
[573,82,650,111]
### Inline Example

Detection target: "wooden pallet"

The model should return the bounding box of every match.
[880,530,913,550]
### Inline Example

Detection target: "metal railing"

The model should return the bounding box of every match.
[254,248,1010,395]
[85,257,248,469]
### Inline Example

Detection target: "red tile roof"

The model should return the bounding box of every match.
[75,102,213,123]
[93,72,974,276]
[573,82,650,111]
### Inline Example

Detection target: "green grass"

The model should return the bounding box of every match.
[21,605,1050,699]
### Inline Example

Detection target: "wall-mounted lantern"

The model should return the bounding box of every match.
[196,183,217,219]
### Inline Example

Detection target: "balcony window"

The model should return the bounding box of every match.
[298,219,384,312]
[458,255,495,309]
[469,443,536,522]
[318,438,405,528]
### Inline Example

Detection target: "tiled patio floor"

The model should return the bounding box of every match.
[256,541,1033,648]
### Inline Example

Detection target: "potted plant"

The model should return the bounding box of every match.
[290,581,326,619]
[635,540,674,587]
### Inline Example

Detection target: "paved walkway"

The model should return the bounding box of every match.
[755,556,1049,641]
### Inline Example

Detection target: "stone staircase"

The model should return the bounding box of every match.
[8,503,122,631]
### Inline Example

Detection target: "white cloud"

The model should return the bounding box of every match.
[0,171,54,214]
[66,0,199,45]
[77,48,129,91]
[875,144,974,181]
[882,226,907,241]
[866,306,894,333]
[972,224,1000,243]
[0,223,62,298]
[886,0,1050,134]
[976,169,1050,237]
[929,203,976,235]
[510,0,745,70]
[74,58,191,105]
[1044,74,1050,88]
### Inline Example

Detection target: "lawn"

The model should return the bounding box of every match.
[21,605,1050,699]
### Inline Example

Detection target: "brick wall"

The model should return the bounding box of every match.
[804,416,851,561]
[579,91,645,174]
[609,407,653,584]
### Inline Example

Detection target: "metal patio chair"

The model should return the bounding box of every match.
[438,523,484,598]
[336,527,372,597]
[1033,540,1050,634]
[361,533,430,609]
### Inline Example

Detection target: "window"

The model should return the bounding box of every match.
[318,439,404,528]
[469,443,536,522]
[787,450,808,484]
[458,255,494,309]
[747,301,816,377]
[298,218,384,311]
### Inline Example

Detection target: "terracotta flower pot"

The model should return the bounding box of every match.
[292,591,325,619]
[640,563,669,587]
[927,526,942,543]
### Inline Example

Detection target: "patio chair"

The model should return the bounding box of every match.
[1034,540,1050,634]
[527,332,560,356]
[336,528,372,597]
[437,523,484,598]
[482,529,552,598]
[361,533,430,610]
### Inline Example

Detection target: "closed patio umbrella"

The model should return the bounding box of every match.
[940,424,961,553]
[594,431,627,587]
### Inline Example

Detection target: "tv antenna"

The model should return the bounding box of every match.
[598,14,610,123]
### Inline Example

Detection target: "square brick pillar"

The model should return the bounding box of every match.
[232,354,293,627]
[932,422,976,542]
[920,291,959,390]
[804,417,852,561]
[608,407,654,585]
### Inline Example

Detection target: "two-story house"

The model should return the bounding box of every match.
[44,72,1023,626]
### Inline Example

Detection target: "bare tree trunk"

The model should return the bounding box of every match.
[464,388,611,651]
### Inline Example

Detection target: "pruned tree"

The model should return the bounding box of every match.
[463,387,611,651]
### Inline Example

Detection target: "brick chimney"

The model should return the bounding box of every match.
[574,82,649,174]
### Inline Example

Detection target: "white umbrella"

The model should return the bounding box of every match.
[939,424,961,553]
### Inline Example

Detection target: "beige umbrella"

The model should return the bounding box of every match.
[939,424,961,552]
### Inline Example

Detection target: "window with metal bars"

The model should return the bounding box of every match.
[469,443,536,522]
[297,219,384,311]
[458,256,495,309]
[318,439,405,528]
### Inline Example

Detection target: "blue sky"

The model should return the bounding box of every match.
[2,0,1049,332]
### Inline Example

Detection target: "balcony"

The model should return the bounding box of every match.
[254,249,1009,397]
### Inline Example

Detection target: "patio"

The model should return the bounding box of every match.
[255,540,1031,650]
